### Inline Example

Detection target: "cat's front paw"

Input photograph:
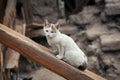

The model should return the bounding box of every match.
[56,55,63,59]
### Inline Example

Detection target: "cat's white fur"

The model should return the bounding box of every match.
[43,20,87,68]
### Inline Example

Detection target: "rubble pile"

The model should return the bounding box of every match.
[68,3,120,80]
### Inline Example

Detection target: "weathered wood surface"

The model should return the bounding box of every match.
[0,24,105,80]
[2,0,17,80]
[5,19,25,69]
[27,23,44,28]
[2,0,22,71]
[3,0,16,28]
[23,0,33,25]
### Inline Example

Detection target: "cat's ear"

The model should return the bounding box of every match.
[44,19,49,26]
[55,22,60,30]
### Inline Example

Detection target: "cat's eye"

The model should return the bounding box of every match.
[46,30,48,32]
[51,31,54,33]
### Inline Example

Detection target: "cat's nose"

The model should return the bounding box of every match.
[47,35,52,38]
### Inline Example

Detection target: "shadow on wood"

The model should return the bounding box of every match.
[0,24,105,80]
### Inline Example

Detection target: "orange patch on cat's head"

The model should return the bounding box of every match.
[51,24,57,33]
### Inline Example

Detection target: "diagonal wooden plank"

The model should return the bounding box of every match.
[0,24,105,80]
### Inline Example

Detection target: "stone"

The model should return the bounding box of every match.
[33,7,54,16]
[87,39,101,56]
[112,56,120,72]
[100,33,120,51]
[100,12,107,22]
[106,22,120,32]
[43,12,58,23]
[69,6,100,25]
[87,56,99,72]
[31,0,57,23]
[105,0,120,3]
[105,6,120,16]
[57,19,66,26]
[105,0,120,16]
[85,23,109,40]
[59,25,78,35]
[32,68,66,80]
[69,13,99,25]
[82,6,100,15]
[100,54,114,67]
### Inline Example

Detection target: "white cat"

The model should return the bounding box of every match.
[43,20,87,70]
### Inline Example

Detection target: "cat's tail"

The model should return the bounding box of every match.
[78,63,87,71]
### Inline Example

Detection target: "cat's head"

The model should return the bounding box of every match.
[43,19,60,38]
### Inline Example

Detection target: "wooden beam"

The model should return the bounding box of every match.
[26,23,44,28]
[3,0,16,28]
[2,0,17,80]
[23,0,33,25]
[26,25,78,38]
[26,29,44,38]
[0,24,105,80]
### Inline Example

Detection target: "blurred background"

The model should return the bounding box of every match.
[0,0,120,80]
